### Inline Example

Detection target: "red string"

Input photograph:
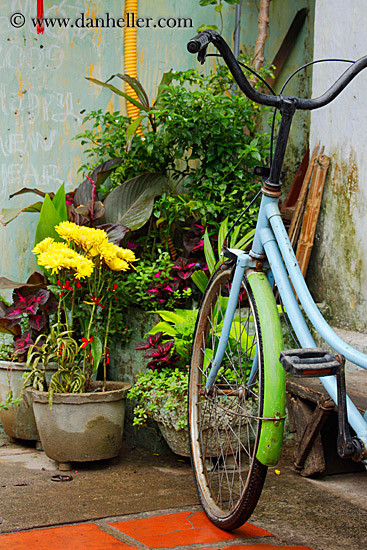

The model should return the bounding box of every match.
[37,0,44,34]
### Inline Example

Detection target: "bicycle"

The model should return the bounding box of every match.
[186,29,367,531]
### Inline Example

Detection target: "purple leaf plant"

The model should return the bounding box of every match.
[0,273,57,361]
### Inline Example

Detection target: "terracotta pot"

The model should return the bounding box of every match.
[0,361,57,441]
[28,381,131,470]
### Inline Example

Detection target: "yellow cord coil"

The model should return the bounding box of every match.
[124,0,140,121]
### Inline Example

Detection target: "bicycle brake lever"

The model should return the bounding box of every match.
[198,44,209,64]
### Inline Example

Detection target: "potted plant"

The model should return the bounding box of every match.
[24,221,136,470]
[0,275,58,442]
[129,309,197,456]
[130,297,253,458]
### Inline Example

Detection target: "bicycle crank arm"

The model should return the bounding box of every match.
[280,349,367,461]
[336,355,366,461]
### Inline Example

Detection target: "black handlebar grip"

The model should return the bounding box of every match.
[187,31,212,54]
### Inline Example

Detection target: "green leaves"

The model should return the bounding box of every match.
[34,185,68,246]
[191,270,209,294]
[145,308,198,366]
[203,230,216,275]
[91,335,103,373]
[87,71,174,142]
[106,74,150,111]
[87,77,146,113]
[0,202,43,226]
[102,173,167,231]
[191,217,256,294]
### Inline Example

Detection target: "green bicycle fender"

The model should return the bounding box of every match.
[247,271,285,467]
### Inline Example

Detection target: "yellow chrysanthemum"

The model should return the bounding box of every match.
[116,248,136,264]
[78,226,109,255]
[55,222,109,256]
[35,242,94,279]
[33,237,55,256]
[97,242,120,262]
[55,221,82,244]
[104,257,130,271]
[74,257,94,279]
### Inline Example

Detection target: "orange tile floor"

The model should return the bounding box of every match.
[0,510,315,550]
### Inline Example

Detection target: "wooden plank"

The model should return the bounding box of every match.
[286,393,297,432]
[291,396,326,476]
[286,370,367,414]
[294,397,334,470]
[288,144,320,247]
[266,8,309,87]
[296,154,330,276]
[281,148,309,221]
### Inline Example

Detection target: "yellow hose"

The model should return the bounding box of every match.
[124,0,140,122]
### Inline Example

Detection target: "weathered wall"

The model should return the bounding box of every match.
[308,0,367,331]
[0,0,200,284]
[0,0,314,286]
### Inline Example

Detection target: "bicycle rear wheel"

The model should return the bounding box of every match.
[189,263,267,530]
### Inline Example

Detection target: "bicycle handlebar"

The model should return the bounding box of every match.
[187,30,367,111]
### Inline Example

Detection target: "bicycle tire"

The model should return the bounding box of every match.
[189,263,268,531]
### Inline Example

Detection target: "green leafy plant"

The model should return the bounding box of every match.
[0,391,21,411]
[76,67,271,279]
[128,308,198,429]
[115,250,195,311]
[128,368,188,430]
[0,342,15,362]
[191,217,255,293]
[23,325,82,408]
[197,0,241,33]
[85,71,174,148]
[0,183,68,238]
[145,309,198,366]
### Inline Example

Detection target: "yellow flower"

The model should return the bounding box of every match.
[33,237,55,255]
[35,242,94,279]
[55,222,109,256]
[75,257,94,279]
[116,248,136,264]
[98,242,119,262]
[104,257,130,271]
[55,221,82,244]
[79,226,109,255]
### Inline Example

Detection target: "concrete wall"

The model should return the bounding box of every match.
[308,0,367,331]
[0,0,314,286]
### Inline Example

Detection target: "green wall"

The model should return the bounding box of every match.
[0,0,314,284]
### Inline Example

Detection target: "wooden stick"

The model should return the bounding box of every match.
[289,143,320,247]
[296,154,330,276]
[252,0,271,70]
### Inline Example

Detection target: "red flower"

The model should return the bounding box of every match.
[57,279,72,297]
[89,295,105,309]
[81,336,94,349]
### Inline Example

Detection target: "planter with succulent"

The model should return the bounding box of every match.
[0,275,58,442]
[24,221,136,470]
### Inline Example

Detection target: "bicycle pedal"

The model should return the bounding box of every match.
[279,348,341,377]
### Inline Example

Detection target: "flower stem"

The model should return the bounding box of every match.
[103,300,112,391]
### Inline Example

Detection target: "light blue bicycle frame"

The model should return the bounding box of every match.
[206,191,367,453]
